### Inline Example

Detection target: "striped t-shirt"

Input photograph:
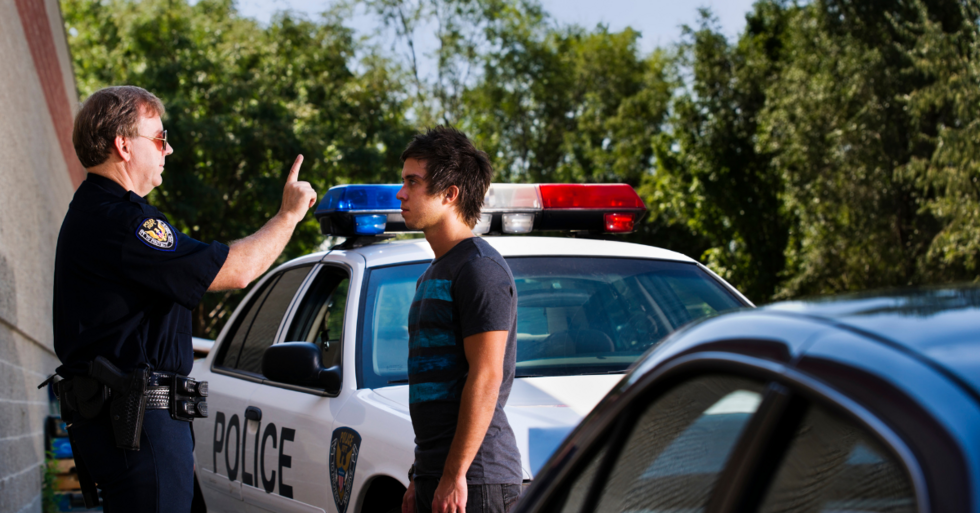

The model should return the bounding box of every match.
[408,237,522,485]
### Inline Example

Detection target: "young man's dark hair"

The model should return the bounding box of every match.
[400,126,493,228]
[72,85,166,168]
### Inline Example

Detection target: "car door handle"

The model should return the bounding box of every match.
[245,406,262,421]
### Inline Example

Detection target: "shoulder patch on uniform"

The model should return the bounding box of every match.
[136,218,176,251]
[329,427,362,513]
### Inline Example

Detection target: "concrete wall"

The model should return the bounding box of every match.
[0,0,81,510]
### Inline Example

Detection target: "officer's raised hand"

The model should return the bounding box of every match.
[279,155,318,224]
[208,154,318,291]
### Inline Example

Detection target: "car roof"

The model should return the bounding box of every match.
[762,285,980,399]
[305,236,698,269]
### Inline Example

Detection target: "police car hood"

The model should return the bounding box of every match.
[370,374,622,479]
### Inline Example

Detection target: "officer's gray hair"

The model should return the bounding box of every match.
[72,86,166,168]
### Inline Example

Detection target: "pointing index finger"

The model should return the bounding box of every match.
[287,154,304,183]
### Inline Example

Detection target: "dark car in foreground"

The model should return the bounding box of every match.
[516,286,980,513]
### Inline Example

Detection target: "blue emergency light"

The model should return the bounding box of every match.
[318,185,401,212]
[314,183,647,238]
[315,185,402,236]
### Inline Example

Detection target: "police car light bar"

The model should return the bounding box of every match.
[314,183,646,237]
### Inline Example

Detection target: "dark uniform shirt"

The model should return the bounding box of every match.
[53,173,228,378]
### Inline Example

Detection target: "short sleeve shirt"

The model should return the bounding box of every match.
[408,237,523,485]
[53,174,229,377]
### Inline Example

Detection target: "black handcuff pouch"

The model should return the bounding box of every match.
[171,376,208,421]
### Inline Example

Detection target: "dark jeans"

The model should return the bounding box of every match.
[68,409,194,512]
[414,477,522,513]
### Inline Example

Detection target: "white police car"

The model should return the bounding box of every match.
[191,183,752,513]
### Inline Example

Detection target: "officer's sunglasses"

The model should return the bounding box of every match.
[139,130,168,152]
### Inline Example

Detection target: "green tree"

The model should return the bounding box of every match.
[650,5,793,302]
[63,0,413,335]
[759,0,962,297]
[901,0,980,280]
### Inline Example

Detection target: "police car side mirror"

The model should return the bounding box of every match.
[318,365,342,393]
[262,342,342,395]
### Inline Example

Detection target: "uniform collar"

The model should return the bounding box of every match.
[85,173,148,204]
[85,173,128,197]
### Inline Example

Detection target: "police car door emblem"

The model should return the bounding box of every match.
[136,218,176,251]
[329,427,361,513]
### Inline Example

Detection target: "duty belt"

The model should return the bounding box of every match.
[144,372,209,417]
[146,386,171,409]
[38,357,209,449]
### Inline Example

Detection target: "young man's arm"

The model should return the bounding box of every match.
[431,330,509,513]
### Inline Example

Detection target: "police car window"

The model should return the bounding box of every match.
[593,375,764,513]
[759,403,916,513]
[214,274,280,370]
[359,263,429,387]
[233,265,313,376]
[285,266,350,371]
[508,258,741,378]
[358,259,743,389]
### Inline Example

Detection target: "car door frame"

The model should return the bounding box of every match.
[258,259,359,398]
[516,341,932,513]
[236,254,365,512]
[195,261,319,510]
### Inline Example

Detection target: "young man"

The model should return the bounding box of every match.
[397,127,523,513]
[53,86,316,511]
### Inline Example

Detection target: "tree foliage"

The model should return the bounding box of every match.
[64,0,980,322]
[901,0,980,280]
[650,6,792,301]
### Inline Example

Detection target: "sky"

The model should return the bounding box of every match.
[235,0,760,55]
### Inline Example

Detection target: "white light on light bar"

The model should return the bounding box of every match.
[483,184,542,211]
[502,213,535,234]
[473,214,492,235]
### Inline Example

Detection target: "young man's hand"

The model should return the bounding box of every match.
[432,473,467,513]
[402,481,417,513]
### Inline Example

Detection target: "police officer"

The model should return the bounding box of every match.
[51,86,316,511]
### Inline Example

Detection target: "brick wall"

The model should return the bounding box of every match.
[0,0,79,510]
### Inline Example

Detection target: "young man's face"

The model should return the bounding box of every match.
[397,158,453,231]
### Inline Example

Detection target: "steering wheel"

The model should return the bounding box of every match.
[621,312,659,349]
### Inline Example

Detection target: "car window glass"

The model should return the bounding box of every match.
[285,266,350,370]
[360,263,429,387]
[508,258,742,378]
[593,375,764,513]
[558,444,609,513]
[234,266,312,375]
[214,275,280,369]
[359,259,743,389]
[759,403,916,513]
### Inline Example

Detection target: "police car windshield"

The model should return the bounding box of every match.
[359,257,744,389]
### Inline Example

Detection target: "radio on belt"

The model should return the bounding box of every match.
[314,183,648,237]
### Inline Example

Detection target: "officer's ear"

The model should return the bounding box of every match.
[113,135,133,163]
